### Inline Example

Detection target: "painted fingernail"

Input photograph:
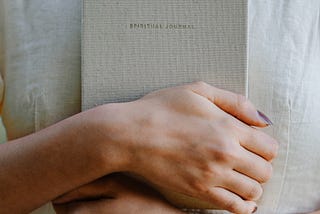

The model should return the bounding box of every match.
[257,110,273,125]
[252,206,258,213]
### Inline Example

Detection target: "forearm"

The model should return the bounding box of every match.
[53,173,184,214]
[0,82,277,214]
[0,104,128,213]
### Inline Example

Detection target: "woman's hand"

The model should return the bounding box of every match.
[53,173,184,214]
[0,82,276,214]
[95,82,278,214]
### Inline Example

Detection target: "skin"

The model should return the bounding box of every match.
[53,176,320,214]
[0,82,278,214]
[53,173,184,214]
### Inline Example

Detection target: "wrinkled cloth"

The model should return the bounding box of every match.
[0,0,320,213]
[0,0,81,140]
[247,1,320,213]
[0,0,81,213]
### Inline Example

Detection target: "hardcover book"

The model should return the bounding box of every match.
[82,0,248,209]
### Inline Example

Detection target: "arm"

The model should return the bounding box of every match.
[55,82,277,214]
[0,82,278,214]
[0,104,128,213]
[53,173,184,214]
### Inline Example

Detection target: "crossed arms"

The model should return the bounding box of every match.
[0,82,278,214]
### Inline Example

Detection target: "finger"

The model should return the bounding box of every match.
[53,175,117,204]
[53,184,111,205]
[54,197,184,214]
[237,124,279,161]
[222,170,263,201]
[53,173,161,205]
[234,146,273,183]
[54,199,112,214]
[205,187,258,214]
[186,81,272,127]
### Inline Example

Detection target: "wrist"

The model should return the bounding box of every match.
[84,102,134,174]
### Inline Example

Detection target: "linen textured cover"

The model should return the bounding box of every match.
[0,0,320,214]
[81,0,248,111]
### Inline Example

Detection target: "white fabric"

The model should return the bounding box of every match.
[248,1,320,213]
[0,0,320,213]
[0,0,81,213]
[0,0,81,140]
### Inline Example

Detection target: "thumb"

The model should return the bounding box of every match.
[186,81,273,127]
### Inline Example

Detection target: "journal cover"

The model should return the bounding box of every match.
[82,0,248,209]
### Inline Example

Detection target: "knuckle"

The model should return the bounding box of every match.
[209,118,235,135]
[191,81,210,91]
[213,146,238,163]
[246,184,263,200]
[264,139,279,161]
[194,81,208,88]
[207,165,224,180]
[192,167,223,194]
[256,131,279,161]
[199,165,220,183]
[191,179,209,194]
[236,94,251,111]
[224,199,242,213]
[260,162,273,183]
[269,140,279,160]
[200,165,215,181]
[219,116,235,128]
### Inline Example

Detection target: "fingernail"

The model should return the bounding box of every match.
[257,110,273,125]
[252,206,258,213]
